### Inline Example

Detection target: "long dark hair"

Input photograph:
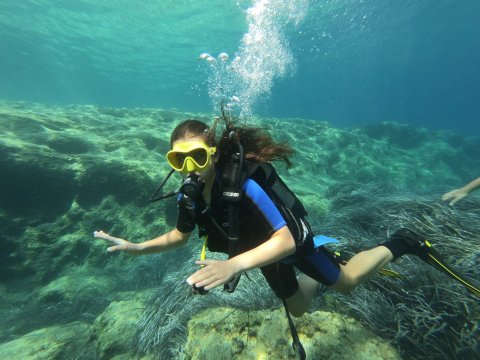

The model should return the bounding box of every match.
[170,113,294,168]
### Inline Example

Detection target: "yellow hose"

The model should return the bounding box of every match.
[200,236,208,262]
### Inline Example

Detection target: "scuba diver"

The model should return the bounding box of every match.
[94,113,479,359]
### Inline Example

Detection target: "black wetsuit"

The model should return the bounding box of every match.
[176,167,340,299]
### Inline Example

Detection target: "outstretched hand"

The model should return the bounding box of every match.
[187,259,239,291]
[93,230,136,253]
[442,189,467,206]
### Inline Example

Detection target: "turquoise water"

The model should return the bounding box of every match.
[1,2,480,359]
[1,0,479,133]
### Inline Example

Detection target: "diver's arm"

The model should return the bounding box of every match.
[442,177,480,205]
[188,179,297,289]
[229,226,296,272]
[94,228,191,255]
[461,177,480,193]
[228,178,296,271]
[188,225,295,290]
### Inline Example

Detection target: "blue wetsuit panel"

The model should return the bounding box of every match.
[243,178,287,232]
[300,247,341,286]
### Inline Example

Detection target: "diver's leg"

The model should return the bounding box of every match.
[261,263,313,317]
[285,246,345,317]
[382,228,480,298]
[285,274,319,317]
[335,228,424,291]
[330,246,393,293]
[286,246,394,313]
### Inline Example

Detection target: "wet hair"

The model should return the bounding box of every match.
[169,119,215,147]
[170,114,294,168]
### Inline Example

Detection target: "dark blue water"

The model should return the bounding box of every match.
[0,0,479,135]
[271,1,480,134]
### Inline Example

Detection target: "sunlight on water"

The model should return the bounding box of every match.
[200,0,309,118]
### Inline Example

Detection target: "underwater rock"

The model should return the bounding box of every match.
[182,307,401,359]
[92,299,146,360]
[0,321,93,360]
[0,99,175,281]
[0,145,77,222]
[76,160,152,208]
[46,135,92,154]
[37,269,117,303]
[364,121,429,149]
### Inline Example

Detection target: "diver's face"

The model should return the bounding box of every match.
[169,136,216,181]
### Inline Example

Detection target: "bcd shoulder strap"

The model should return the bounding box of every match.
[222,146,244,293]
[246,161,308,218]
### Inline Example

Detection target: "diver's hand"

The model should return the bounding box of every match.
[442,189,468,206]
[93,230,138,253]
[187,259,239,291]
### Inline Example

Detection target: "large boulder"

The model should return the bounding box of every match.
[182,307,401,359]
[92,298,148,360]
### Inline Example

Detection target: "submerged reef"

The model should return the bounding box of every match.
[0,99,479,359]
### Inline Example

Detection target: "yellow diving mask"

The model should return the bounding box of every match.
[166,141,216,173]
